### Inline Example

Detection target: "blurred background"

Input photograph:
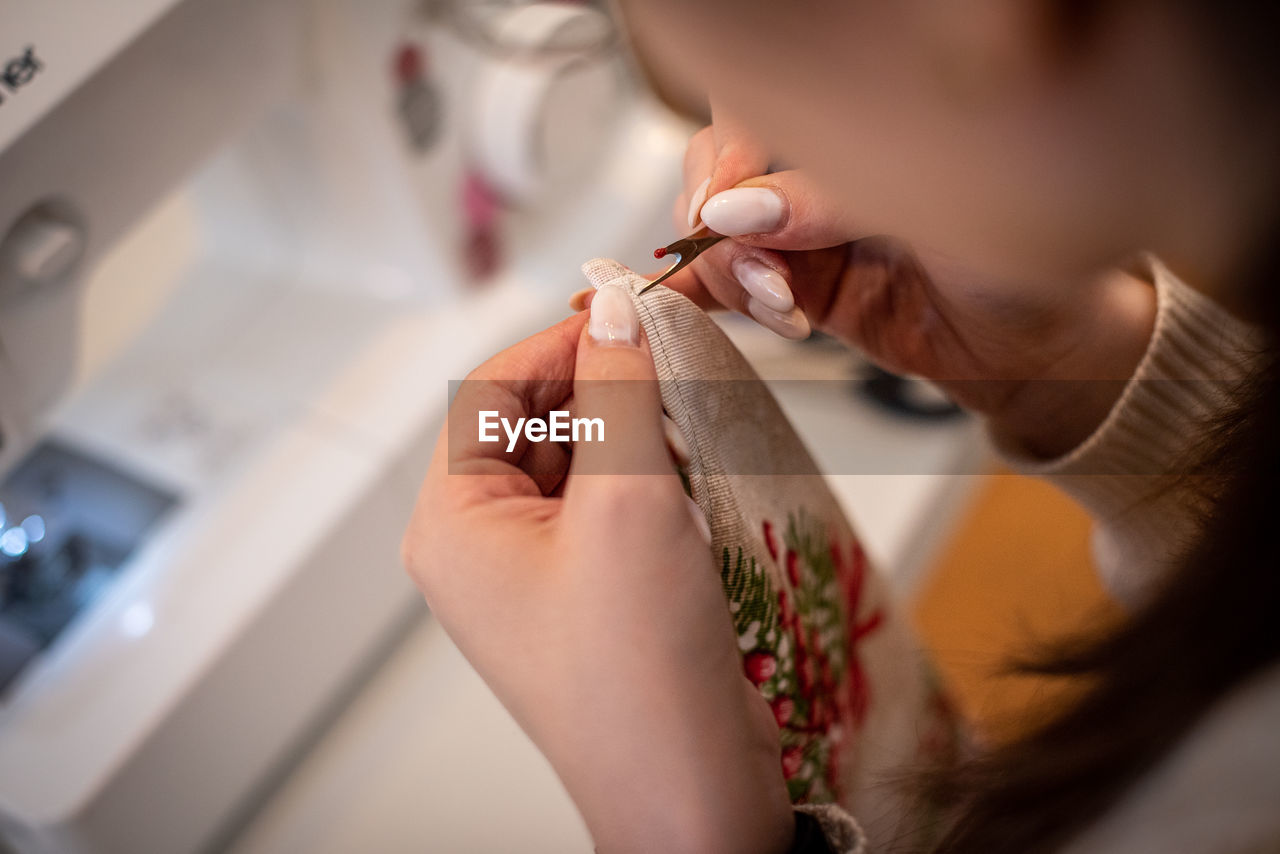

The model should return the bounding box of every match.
[0,1,1110,851]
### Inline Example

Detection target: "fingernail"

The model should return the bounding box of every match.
[732,259,794,313]
[686,176,711,230]
[568,286,594,312]
[662,414,691,466]
[589,283,640,347]
[700,187,785,236]
[684,495,712,544]
[747,298,811,340]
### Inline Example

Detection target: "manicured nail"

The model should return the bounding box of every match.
[700,187,785,236]
[685,495,712,544]
[747,298,811,340]
[662,414,691,466]
[732,259,794,313]
[568,286,594,312]
[589,283,640,347]
[686,176,711,230]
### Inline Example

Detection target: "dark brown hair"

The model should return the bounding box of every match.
[928,8,1280,851]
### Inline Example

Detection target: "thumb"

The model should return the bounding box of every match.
[700,170,861,251]
[566,283,675,480]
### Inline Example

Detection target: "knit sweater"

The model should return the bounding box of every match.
[800,257,1279,853]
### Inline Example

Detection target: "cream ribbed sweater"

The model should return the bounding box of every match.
[998,255,1263,605]
[803,259,1280,852]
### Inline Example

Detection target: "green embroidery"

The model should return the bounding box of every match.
[721,510,869,803]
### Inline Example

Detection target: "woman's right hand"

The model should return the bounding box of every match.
[667,119,1158,458]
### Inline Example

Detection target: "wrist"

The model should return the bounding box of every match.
[581,783,794,854]
[569,742,795,854]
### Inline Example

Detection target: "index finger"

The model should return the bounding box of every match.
[707,104,772,198]
[447,312,587,474]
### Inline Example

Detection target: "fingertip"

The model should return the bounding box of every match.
[586,282,641,349]
[684,494,711,544]
[568,286,594,312]
[575,293,658,387]
[701,187,787,237]
[731,257,794,313]
[746,298,811,340]
[662,414,691,467]
[686,175,711,230]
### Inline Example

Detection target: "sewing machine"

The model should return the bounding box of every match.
[0,2,689,851]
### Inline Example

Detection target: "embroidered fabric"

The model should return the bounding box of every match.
[581,259,963,847]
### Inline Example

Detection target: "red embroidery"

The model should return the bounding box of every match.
[725,515,888,803]
[785,549,801,587]
[781,746,804,780]
[854,610,885,640]
[762,520,779,561]
[771,696,795,727]
[744,650,778,685]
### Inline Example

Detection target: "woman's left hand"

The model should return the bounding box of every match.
[401,293,794,854]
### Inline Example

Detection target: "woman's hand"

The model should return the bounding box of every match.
[402,289,794,854]
[670,117,1158,458]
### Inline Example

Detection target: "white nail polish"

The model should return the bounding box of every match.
[686,176,711,230]
[700,187,785,236]
[685,495,712,544]
[589,283,640,347]
[732,259,794,313]
[747,298,811,340]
